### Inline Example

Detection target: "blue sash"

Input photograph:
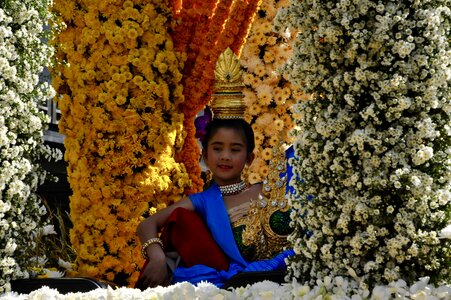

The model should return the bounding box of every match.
[172,182,294,287]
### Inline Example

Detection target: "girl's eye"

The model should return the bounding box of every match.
[232,148,241,152]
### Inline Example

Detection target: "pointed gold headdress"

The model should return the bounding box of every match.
[210,48,246,119]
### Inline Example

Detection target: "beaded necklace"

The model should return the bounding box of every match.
[219,181,246,196]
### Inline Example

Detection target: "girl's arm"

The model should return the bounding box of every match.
[136,197,194,288]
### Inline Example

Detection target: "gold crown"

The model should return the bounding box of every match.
[210,48,246,119]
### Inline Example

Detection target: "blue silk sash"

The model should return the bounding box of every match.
[172,182,294,287]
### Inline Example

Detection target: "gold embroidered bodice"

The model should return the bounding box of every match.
[227,143,293,261]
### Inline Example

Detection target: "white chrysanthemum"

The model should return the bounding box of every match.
[1,0,61,293]
[439,224,451,239]
[276,0,451,287]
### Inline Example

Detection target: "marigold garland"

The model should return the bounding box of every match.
[172,0,262,194]
[240,0,309,184]
[223,0,263,57]
[51,0,190,286]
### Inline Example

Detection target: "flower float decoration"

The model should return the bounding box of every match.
[275,0,451,288]
[51,0,190,285]
[171,0,262,194]
[0,0,62,293]
[2,277,451,299]
[239,0,309,184]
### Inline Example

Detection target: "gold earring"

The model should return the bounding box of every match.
[205,169,213,183]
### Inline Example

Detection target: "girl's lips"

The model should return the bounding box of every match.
[218,164,232,170]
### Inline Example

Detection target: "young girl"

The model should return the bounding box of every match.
[135,117,294,288]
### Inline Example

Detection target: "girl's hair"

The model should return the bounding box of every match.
[201,119,255,154]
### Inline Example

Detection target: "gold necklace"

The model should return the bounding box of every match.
[219,181,246,196]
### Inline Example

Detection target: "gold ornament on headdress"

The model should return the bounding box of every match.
[210,48,246,119]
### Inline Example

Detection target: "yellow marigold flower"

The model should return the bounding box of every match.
[248,172,262,184]
[268,134,279,147]
[130,96,145,109]
[256,84,273,106]
[243,89,257,105]
[263,51,275,63]
[282,86,291,98]
[98,92,109,103]
[248,102,262,115]
[124,71,133,80]
[261,147,272,160]
[243,73,254,85]
[112,73,121,82]
[255,64,266,77]
[156,202,167,211]
[94,219,107,230]
[110,54,128,66]
[260,165,269,177]
[276,104,289,115]
[132,75,143,85]
[274,118,284,131]
[115,95,127,105]
[158,63,168,74]
[255,113,273,128]
[118,73,127,83]
[106,272,115,282]
[251,157,265,169]
[123,0,133,8]
[281,114,293,125]
[254,131,264,146]
[274,93,286,105]
[148,207,157,215]
[267,36,277,46]
[125,7,141,21]
[250,75,261,87]
[261,22,271,33]
[100,255,120,271]
[127,28,138,40]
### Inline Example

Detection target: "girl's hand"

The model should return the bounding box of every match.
[135,246,170,289]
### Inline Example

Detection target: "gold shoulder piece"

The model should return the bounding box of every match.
[210,48,246,119]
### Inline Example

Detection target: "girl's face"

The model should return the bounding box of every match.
[203,127,254,186]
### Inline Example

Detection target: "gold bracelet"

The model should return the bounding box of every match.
[141,237,164,259]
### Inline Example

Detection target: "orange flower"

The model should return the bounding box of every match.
[172,0,260,194]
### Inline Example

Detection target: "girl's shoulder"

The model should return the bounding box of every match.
[248,182,263,189]
[246,182,263,196]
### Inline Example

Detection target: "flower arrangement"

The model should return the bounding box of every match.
[51,0,190,286]
[239,0,309,184]
[2,277,450,299]
[0,0,62,293]
[275,0,451,288]
[171,0,261,194]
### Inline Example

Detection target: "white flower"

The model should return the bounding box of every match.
[438,224,451,239]
[1,0,61,293]
[41,268,65,278]
[41,225,57,236]
[276,0,450,288]
[58,259,73,271]
[4,239,17,255]
[412,146,434,166]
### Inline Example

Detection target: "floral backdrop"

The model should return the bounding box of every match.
[275,0,451,288]
[172,0,262,194]
[51,0,190,285]
[239,0,309,184]
[0,0,62,293]
[50,0,261,286]
[1,0,450,297]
